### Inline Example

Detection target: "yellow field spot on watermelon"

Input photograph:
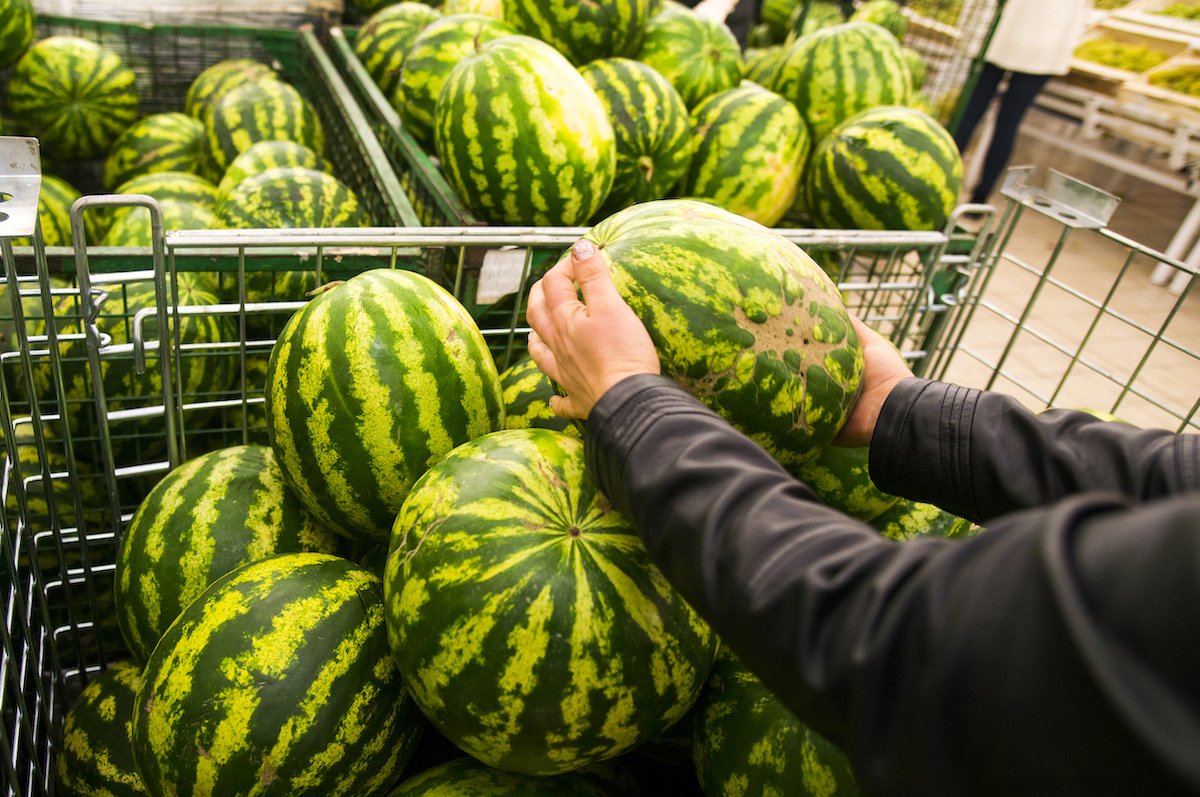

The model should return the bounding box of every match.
[801,734,839,796]
[769,379,804,418]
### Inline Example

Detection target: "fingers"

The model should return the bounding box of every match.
[548,392,585,420]
[566,238,625,309]
[526,330,561,384]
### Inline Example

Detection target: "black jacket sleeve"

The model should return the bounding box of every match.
[869,378,1200,524]
[585,374,1200,795]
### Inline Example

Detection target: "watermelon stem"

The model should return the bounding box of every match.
[637,155,655,183]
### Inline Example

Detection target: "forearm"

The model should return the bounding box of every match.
[869,378,1200,524]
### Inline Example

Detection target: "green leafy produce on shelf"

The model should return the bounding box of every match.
[1073,38,1170,72]
[1153,3,1200,20]
[1149,64,1200,96]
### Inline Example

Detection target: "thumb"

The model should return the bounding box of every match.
[567,239,623,308]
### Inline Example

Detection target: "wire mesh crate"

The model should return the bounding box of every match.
[927,166,1200,433]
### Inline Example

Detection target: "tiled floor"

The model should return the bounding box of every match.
[936,113,1200,432]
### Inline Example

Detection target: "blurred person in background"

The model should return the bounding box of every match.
[953,0,1091,205]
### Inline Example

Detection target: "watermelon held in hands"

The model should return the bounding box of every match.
[796,443,900,521]
[132,553,423,797]
[265,268,505,543]
[573,199,864,473]
[113,443,341,662]
[805,105,963,232]
[434,34,615,226]
[6,36,140,161]
[384,429,718,775]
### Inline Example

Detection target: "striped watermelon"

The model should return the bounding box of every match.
[114,444,341,662]
[796,444,899,521]
[442,0,504,16]
[575,199,863,472]
[103,112,206,191]
[204,78,325,177]
[216,140,330,202]
[851,0,908,41]
[219,167,368,229]
[693,646,858,796]
[636,5,742,108]
[101,198,218,247]
[499,356,579,437]
[265,269,505,543]
[870,498,976,541]
[56,661,148,797]
[132,553,423,797]
[395,14,516,152]
[0,0,34,69]
[6,36,140,161]
[184,58,278,128]
[3,437,105,534]
[115,171,220,209]
[904,47,927,91]
[384,429,717,774]
[743,45,787,86]
[579,57,692,219]
[389,757,613,796]
[677,83,809,227]
[806,105,963,231]
[502,0,655,65]
[434,34,615,226]
[760,0,799,40]
[353,2,442,99]
[790,0,846,37]
[349,0,404,17]
[770,22,911,143]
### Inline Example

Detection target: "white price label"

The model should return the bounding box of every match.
[476,247,530,305]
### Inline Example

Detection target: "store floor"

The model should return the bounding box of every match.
[937,113,1200,432]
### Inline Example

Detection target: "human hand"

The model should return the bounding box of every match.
[833,317,912,447]
[525,239,660,419]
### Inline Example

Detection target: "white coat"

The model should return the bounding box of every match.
[985,0,1091,76]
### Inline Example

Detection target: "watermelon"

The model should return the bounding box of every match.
[572,199,863,472]
[114,444,341,662]
[442,0,504,16]
[693,646,858,796]
[204,78,325,177]
[115,171,220,210]
[184,58,278,128]
[388,757,613,796]
[132,553,423,797]
[353,2,442,99]
[790,0,846,37]
[502,0,655,66]
[769,21,911,143]
[3,436,105,533]
[56,661,149,797]
[384,429,717,774]
[743,46,787,86]
[760,0,800,40]
[0,0,34,69]
[216,140,330,203]
[265,269,505,543]
[579,57,692,219]
[677,83,809,227]
[869,497,976,540]
[851,0,908,41]
[101,198,218,247]
[219,167,369,229]
[903,47,927,91]
[636,5,742,109]
[499,356,579,437]
[103,112,206,191]
[6,36,140,161]
[434,34,615,226]
[349,0,405,18]
[394,14,516,151]
[796,443,900,521]
[806,105,963,232]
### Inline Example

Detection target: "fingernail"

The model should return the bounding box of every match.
[571,239,595,261]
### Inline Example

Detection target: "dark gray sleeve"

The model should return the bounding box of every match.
[868,378,1200,524]
[585,374,1200,794]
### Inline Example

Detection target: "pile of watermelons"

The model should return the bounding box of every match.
[351,0,962,233]
[0,1,981,794]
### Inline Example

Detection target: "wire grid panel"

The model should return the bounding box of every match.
[903,0,1002,127]
[0,15,419,231]
[928,166,1200,433]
